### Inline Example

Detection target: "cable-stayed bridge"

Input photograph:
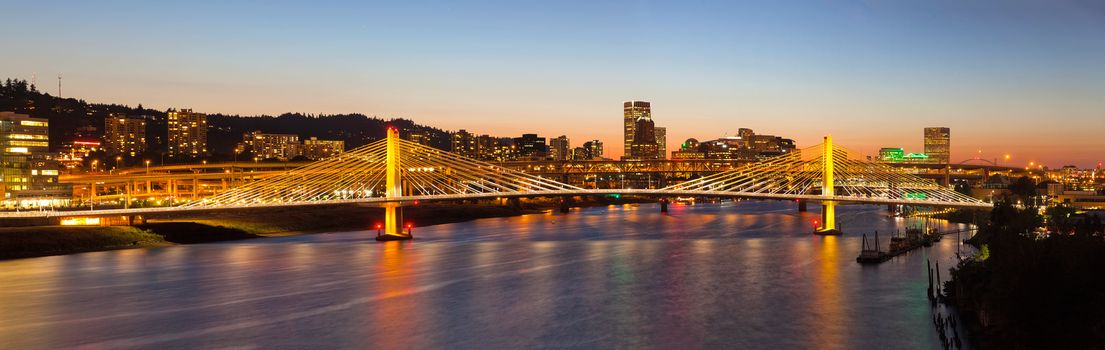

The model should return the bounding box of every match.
[1,129,990,239]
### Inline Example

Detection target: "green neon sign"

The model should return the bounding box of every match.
[903,193,928,199]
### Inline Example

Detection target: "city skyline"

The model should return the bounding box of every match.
[2,1,1103,166]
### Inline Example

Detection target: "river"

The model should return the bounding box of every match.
[0,201,972,349]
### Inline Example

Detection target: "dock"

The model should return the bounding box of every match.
[857,228,976,264]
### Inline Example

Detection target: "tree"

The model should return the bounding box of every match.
[1008,176,1037,205]
[1045,205,1077,234]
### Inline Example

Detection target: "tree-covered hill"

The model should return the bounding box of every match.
[0,79,451,162]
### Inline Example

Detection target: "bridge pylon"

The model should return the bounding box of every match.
[377,127,413,241]
[816,135,841,235]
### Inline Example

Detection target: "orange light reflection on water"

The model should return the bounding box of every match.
[811,235,845,350]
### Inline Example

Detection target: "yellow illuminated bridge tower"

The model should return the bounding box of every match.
[377,127,413,241]
[816,135,840,235]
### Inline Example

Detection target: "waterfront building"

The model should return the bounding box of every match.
[167,109,207,159]
[924,127,950,164]
[302,137,345,160]
[103,115,147,157]
[0,112,68,208]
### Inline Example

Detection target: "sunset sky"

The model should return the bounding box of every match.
[2,1,1103,167]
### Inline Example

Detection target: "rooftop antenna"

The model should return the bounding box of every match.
[57,73,62,97]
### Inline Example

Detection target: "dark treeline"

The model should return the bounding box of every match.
[945,177,1105,349]
[0,79,451,162]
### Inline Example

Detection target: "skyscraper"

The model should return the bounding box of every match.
[549,135,570,161]
[167,109,207,159]
[629,117,659,160]
[623,101,650,157]
[654,126,667,160]
[104,115,147,157]
[924,127,950,164]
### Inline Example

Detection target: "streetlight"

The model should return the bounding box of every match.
[145,160,151,175]
[115,156,122,170]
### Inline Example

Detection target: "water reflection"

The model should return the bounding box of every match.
[813,235,845,350]
[0,201,970,349]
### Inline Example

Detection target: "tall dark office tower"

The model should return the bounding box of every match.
[623,101,650,158]
[923,127,950,164]
[629,117,659,160]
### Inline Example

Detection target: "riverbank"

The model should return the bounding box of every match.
[0,196,654,260]
[0,226,171,260]
[943,202,1105,349]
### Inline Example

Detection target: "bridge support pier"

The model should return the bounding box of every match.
[376,127,413,242]
[376,203,411,241]
[660,199,669,213]
[815,201,840,235]
[797,199,807,212]
[559,197,573,213]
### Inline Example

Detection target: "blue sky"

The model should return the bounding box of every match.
[2,0,1103,166]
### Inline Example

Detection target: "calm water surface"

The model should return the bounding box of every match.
[0,201,972,349]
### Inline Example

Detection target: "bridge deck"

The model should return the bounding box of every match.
[0,189,991,219]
